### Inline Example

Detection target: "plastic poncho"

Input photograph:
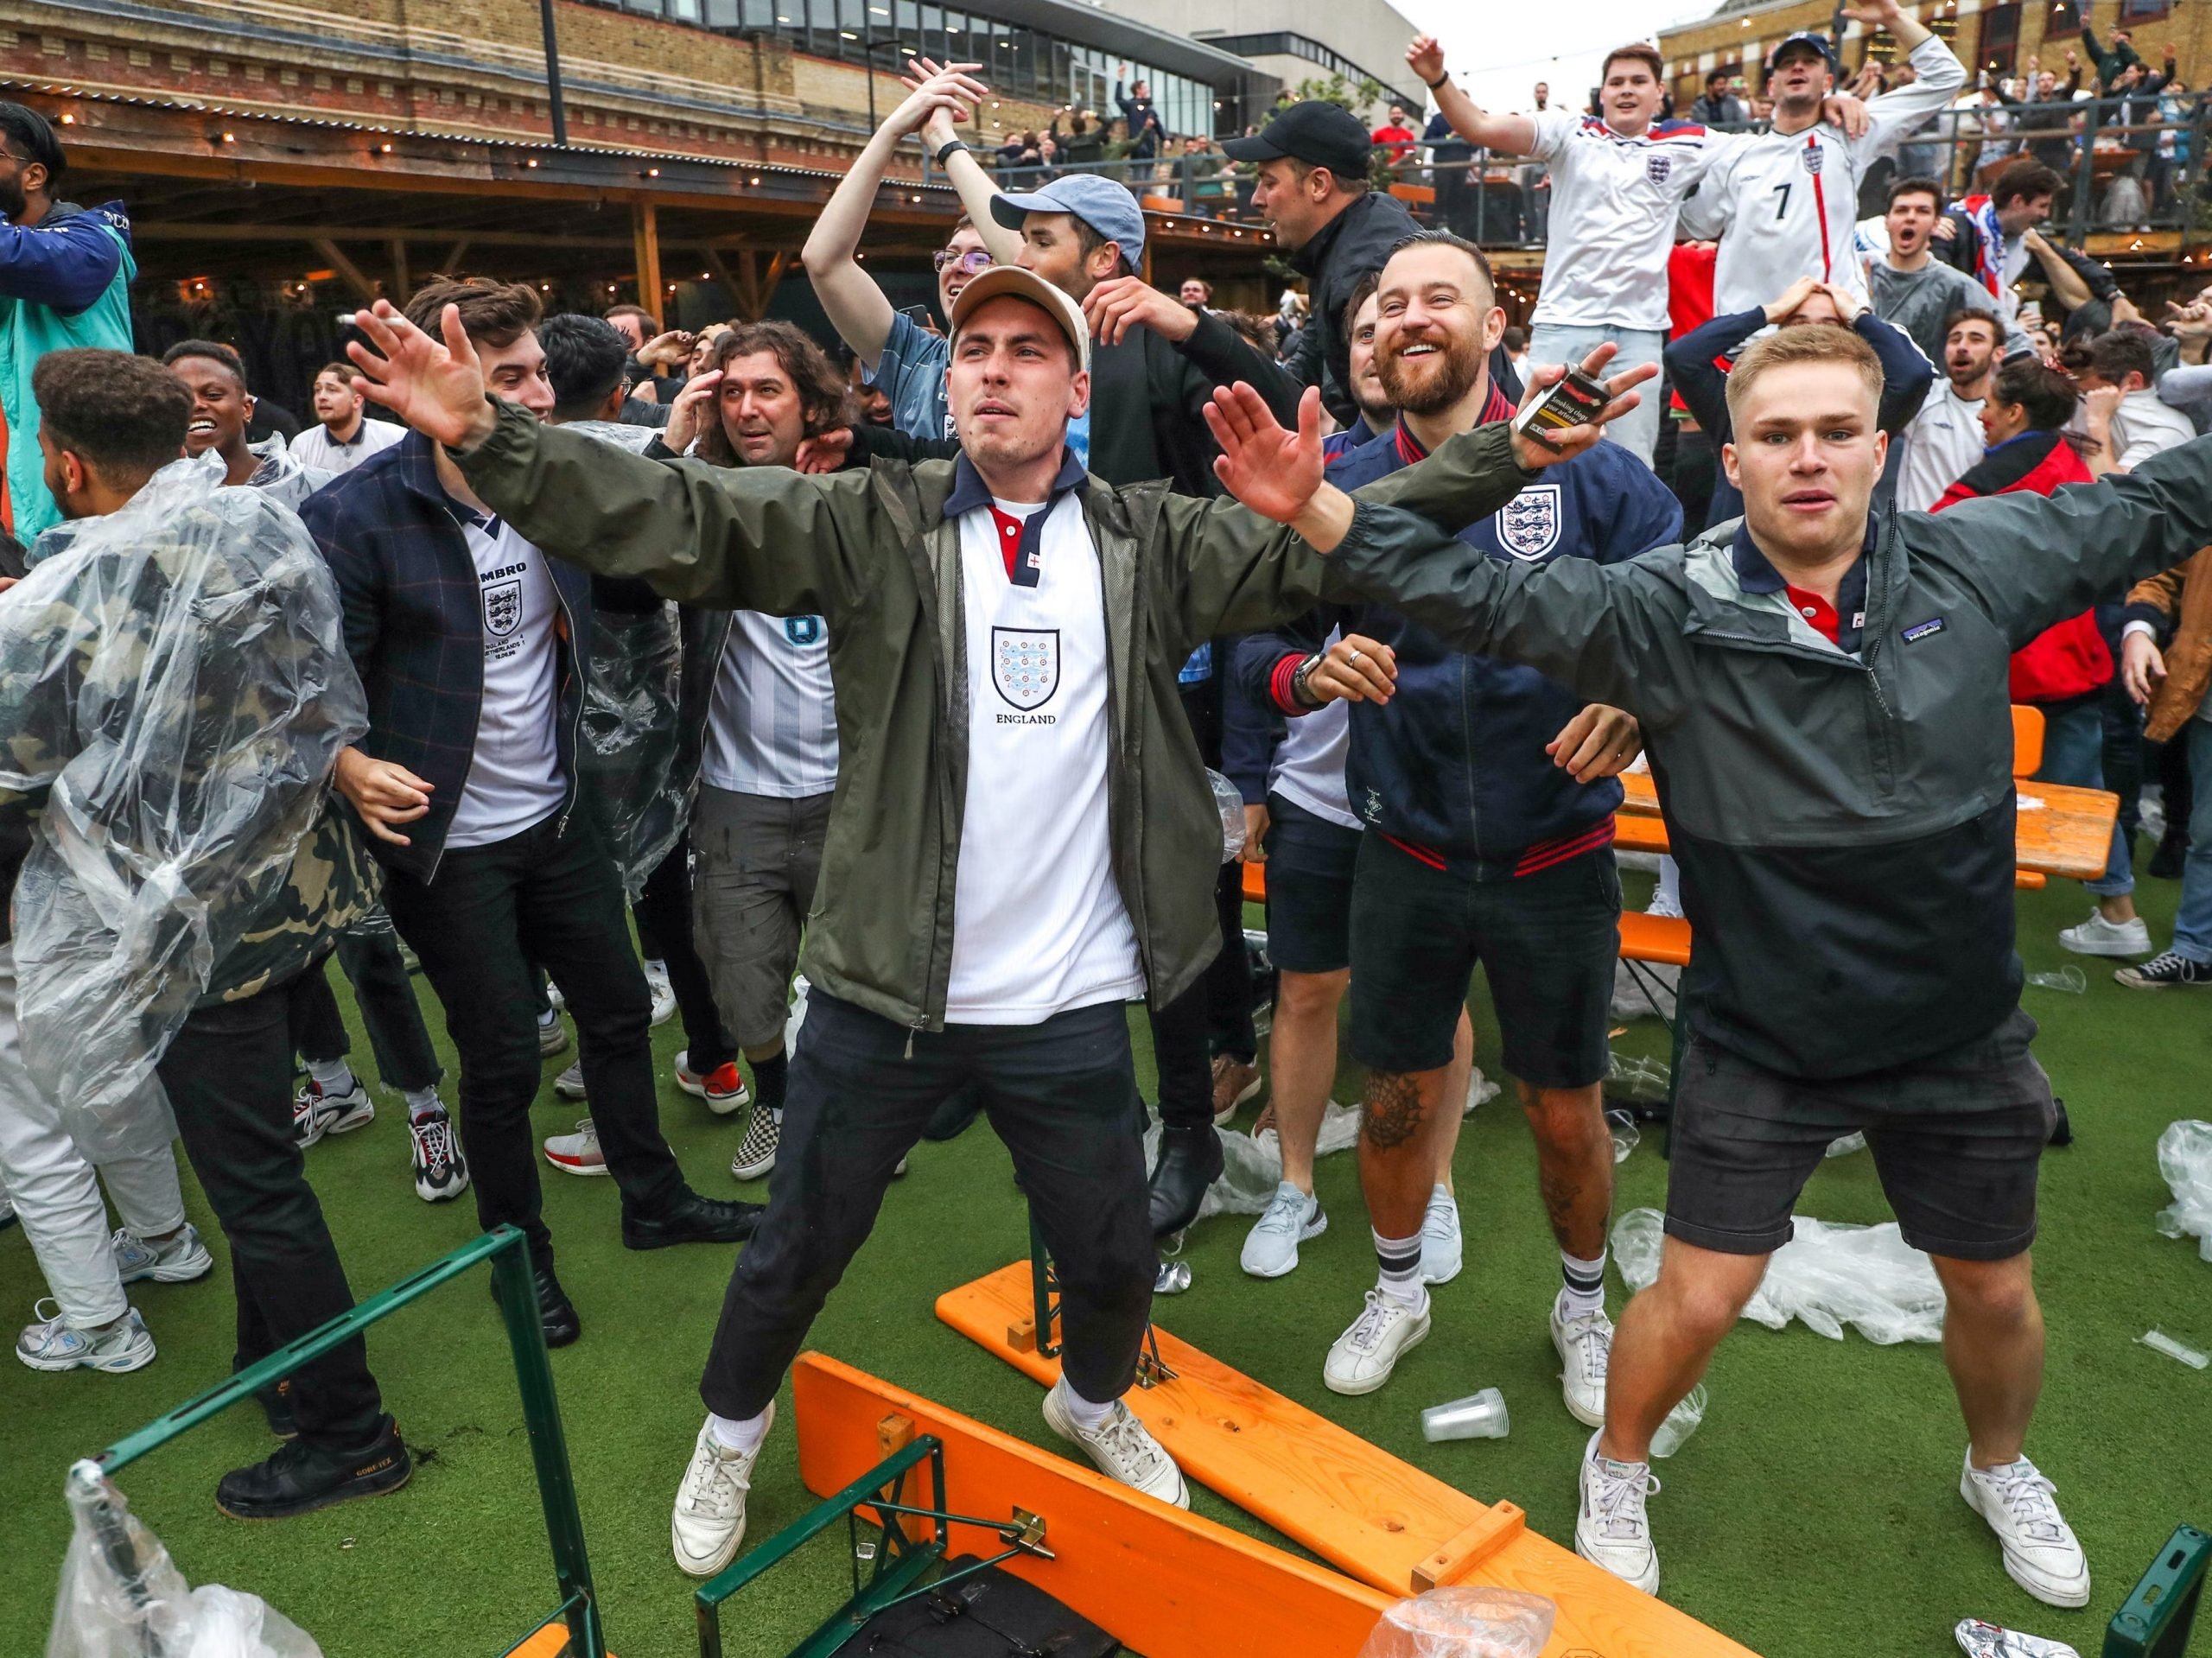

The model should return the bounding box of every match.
[564,418,690,899]
[0,455,370,1158]
[245,435,335,511]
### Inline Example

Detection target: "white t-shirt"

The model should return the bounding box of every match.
[2112,390,2197,470]
[943,492,1146,1025]
[1525,111,1735,332]
[701,611,840,798]
[1268,628,1359,830]
[1896,378,1986,511]
[288,417,404,474]
[444,515,568,848]
[1689,36,1967,318]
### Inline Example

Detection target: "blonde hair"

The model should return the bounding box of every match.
[1725,325,1885,424]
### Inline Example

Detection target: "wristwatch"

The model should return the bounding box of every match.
[932,137,969,168]
[1290,652,1326,708]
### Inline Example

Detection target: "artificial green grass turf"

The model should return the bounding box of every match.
[3,872,2209,1658]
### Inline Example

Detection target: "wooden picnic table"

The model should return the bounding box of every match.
[1616,771,2120,881]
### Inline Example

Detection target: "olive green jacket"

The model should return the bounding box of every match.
[455,402,1522,1031]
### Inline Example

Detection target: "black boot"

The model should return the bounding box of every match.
[1147,1123,1224,1237]
[622,1189,763,1250]
[256,1376,298,1440]
[216,1414,412,1520]
[491,1263,581,1348]
[2150,824,2190,880]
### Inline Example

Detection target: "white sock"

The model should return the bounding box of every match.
[1058,1381,1115,1433]
[645,957,667,976]
[307,1057,356,1095]
[404,1088,445,1123]
[537,1007,559,1030]
[1560,1248,1608,1318]
[706,1409,769,1455]
[1373,1227,1427,1308]
[1655,855,1682,912]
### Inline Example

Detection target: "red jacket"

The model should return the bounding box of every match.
[1933,429,2112,703]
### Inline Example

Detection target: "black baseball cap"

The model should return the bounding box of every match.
[1222,101,1372,181]
[1766,31,1840,74]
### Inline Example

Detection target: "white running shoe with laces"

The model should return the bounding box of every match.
[1240,1181,1326,1279]
[543,1118,607,1176]
[553,1060,587,1101]
[410,1114,471,1203]
[2057,909,2152,958]
[1960,1452,2092,1608]
[16,1301,156,1373]
[1041,1379,1188,1507]
[671,1406,772,1578]
[1323,1289,1431,1395]
[1550,1295,1613,1428]
[293,1078,374,1148]
[537,1012,569,1058]
[112,1223,213,1286]
[644,961,677,1027]
[1420,1189,1462,1286]
[1576,1431,1661,1593]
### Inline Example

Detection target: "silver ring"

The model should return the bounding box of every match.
[1346,648,1362,666]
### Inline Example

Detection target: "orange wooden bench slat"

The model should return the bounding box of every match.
[1618,910,1692,967]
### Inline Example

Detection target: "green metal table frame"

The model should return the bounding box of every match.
[2105,1524,2208,1657]
[88,1224,603,1658]
[691,1433,1054,1658]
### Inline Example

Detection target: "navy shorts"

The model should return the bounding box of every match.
[1262,792,1361,975]
[1665,1008,2056,1261]
[1348,833,1620,1087]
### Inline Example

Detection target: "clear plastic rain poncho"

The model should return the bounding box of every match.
[564,419,688,899]
[0,456,366,1159]
[244,437,334,512]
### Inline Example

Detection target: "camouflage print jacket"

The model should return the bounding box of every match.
[0,461,375,1020]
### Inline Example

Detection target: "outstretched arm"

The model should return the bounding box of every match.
[801,60,995,369]
[1408,36,1538,156]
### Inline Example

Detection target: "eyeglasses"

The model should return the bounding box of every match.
[933,248,994,276]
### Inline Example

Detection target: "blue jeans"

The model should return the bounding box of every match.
[2034,700,2134,898]
[2173,719,2212,963]
[1527,323,1665,467]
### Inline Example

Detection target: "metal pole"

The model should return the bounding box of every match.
[866,11,877,131]
[539,0,569,146]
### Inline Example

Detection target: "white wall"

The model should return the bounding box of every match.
[1103,0,1421,117]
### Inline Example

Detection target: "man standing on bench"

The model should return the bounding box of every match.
[1212,324,2212,1607]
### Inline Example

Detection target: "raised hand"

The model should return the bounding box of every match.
[1510,342,1656,472]
[1083,274,1194,346]
[1821,92,1872,138]
[1407,35,1446,86]
[1206,383,1325,524]
[1764,275,1821,324]
[346,300,497,450]
[892,57,988,140]
[662,368,723,455]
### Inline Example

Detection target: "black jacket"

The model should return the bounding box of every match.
[847,307,1301,494]
[1281,191,1423,423]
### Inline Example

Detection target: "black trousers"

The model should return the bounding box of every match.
[383,809,686,1270]
[289,911,442,1094]
[159,968,386,1450]
[632,832,735,1072]
[699,993,1154,1420]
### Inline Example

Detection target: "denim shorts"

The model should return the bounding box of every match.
[1261,793,1361,975]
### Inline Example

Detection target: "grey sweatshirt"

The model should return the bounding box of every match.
[1869,258,2031,367]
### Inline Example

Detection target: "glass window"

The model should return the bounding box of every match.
[670,0,700,21]
[1980,3,2021,75]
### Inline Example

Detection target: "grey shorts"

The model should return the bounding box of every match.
[1665,1008,2057,1262]
[691,786,832,1049]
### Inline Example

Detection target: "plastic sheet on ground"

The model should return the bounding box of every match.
[2154,1120,2212,1262]
[1356,1587,1555,1658]
[0,458,366,1159]
[49,1461,323,1657]
[1613,1206,1948,1344]
[1151,1067,1499,1226]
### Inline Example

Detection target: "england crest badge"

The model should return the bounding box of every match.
[1645,153,1673,186]
[482,578,523,638]
[1495,484,1563,561]
[992,626,1060,711]
[1800,140,1825,175]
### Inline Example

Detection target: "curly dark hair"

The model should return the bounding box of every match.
[692,321,855,468]
[35,349,193,486]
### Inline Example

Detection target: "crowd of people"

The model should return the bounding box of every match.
[3,0,2211,1632]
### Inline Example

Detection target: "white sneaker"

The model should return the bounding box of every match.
[1323,1289,1431,1395]
[671,1407,771,1578]
[553,1059,588,1101]
[545,981,566,1012]
[1550,1295,1612,1428]
[1041,1379,1188,1507]
[537,1012,569,1058]
[16,1301,156,1374]
[112,1224,213,1286]
[1241,1181,1326,1279]
[1420,1189,1462,1286]
[543,1118,607,1177]
[644,961,677,1027]
[1960,1452,2092,1608]
[1576,1432,1660,1593]
[410,1113,471,1203]
[2058,910,2153,958]
[730,1109,780,1182]
[675,1051,751,1115]
[293,1077,373,1148]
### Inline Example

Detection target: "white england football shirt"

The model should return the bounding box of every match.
[1526,111,1737,332]
[1895,378,1986,511]
[445,515,569,848]
[1692,36,1967,317]
[701,611,840,798]
[289,417,404,474]
[943,490,1145,1025]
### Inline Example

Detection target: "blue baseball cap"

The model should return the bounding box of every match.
[1766,31,1840,74]
[989,173,1147,267]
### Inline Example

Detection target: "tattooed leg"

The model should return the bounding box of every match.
[1358,1067,1451,1238]
[1517,1080,1611,1259]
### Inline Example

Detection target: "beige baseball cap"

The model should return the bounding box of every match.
[948,264,1091,376]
